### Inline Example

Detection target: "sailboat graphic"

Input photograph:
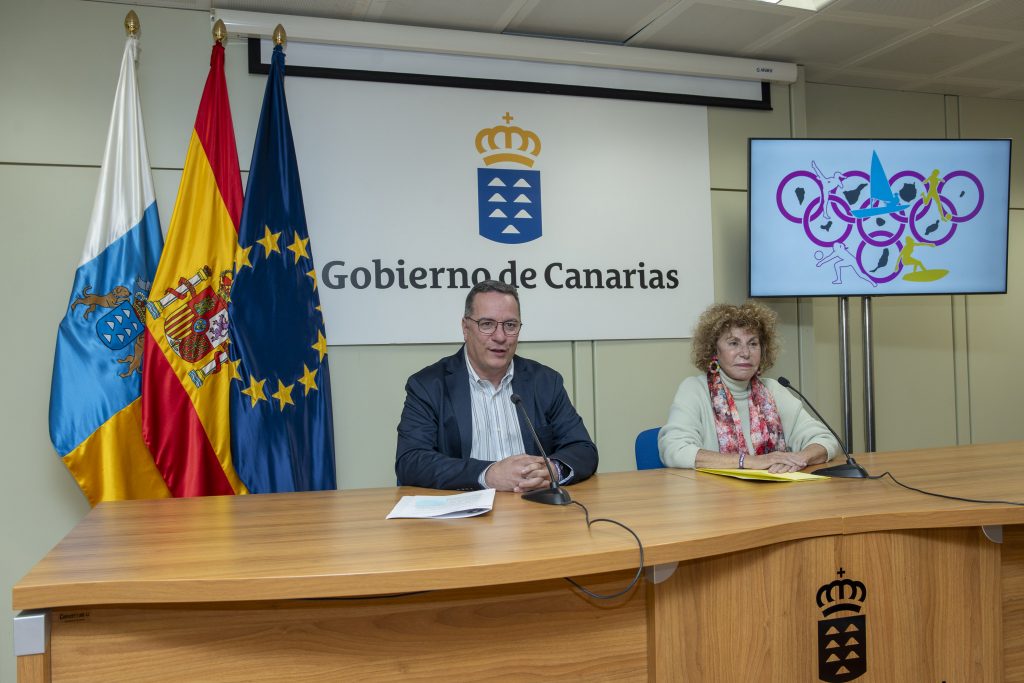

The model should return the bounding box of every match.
[851,151,910,218]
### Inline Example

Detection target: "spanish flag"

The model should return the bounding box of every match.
[141,41,247,497]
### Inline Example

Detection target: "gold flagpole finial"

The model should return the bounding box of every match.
[273,24,287,47]
[213,19,227,44]
[124,10,140,37]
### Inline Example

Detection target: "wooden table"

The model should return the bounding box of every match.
[13,442,1024,681]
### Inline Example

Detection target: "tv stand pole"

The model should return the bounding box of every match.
[862,296,876,452]
[838,297,853,453]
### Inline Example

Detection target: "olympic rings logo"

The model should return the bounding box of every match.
[774,168,983,282]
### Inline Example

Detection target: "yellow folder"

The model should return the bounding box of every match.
[697,468,827,482]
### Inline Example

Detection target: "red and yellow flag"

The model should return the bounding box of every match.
[141,42,247,497]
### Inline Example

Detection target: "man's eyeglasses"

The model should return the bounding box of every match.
[464,316,523,336]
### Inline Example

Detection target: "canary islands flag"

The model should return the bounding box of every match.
[49,37,169,505]
[228,44,337,492]
[141,42,247,497]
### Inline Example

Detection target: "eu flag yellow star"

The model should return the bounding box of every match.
[227,357,243,382]
[236,244,253,270]
[298,364,319,395]
[272,380,295,410]
[241,376,268,407]
[287,235,310,264]
[257,225,282,256]
[312,331,328,361]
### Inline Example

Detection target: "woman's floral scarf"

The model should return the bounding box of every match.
[707,359,788,457]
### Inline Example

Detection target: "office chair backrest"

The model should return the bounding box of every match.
[634,427,664,470]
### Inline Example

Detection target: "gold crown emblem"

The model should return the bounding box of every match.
[475,112,541,168]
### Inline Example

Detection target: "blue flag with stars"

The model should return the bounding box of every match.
[228,43,336,493]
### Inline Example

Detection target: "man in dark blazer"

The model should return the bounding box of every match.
[396,281,598,491]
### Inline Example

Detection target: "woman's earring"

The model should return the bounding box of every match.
[709,356,719,372]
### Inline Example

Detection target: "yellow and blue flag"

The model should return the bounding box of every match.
[49,36,169,505]
[228,43,337,492]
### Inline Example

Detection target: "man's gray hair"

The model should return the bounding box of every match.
[464,280,520,317]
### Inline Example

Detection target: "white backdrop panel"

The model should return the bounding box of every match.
[285,76,714,344]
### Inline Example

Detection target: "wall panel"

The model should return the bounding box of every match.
[966,211,1024,444]
[592,339,689,473]
[708,82,793,190]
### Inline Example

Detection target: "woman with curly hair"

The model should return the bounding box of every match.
[658,302,839,473]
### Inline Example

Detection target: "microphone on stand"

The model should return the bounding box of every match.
[777,377,869,479]
[510,393,572,505]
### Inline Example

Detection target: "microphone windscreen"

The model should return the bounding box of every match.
[778,376,791,387]
[510,393,522,405]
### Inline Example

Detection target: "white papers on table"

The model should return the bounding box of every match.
[386,488,496,519]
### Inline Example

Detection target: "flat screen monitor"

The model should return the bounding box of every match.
[748,138,1011,298]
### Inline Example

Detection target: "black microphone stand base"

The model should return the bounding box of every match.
[522,486,573,505]
[816,462,870,478]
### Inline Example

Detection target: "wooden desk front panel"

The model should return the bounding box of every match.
[47,573,646,682]
[1006,525,1024,682]
[35,526,1020,683]
[650,527,1003,682]
[16,655,48,683]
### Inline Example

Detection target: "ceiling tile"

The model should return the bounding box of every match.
[804,68,914,91]
[636,2,798,54]
[368,0,528,32]
[955,0,1024,31]
[509,0,676,43]
[856,32,1012,75]
[829,0,976,21]
[950,46,1024,82]
[215,0,371,20]
[920,79,1014,97]
[761,18,909,65]
[986,86,1024,101]
[801,64,841,81]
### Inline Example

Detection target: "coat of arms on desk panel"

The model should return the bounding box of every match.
[816,570,867,682]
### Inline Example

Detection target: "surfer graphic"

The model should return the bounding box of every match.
[895,236,948,282]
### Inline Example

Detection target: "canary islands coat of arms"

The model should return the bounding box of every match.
[816,570,867,682]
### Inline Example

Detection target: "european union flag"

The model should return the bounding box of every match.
[228,43,336,493]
